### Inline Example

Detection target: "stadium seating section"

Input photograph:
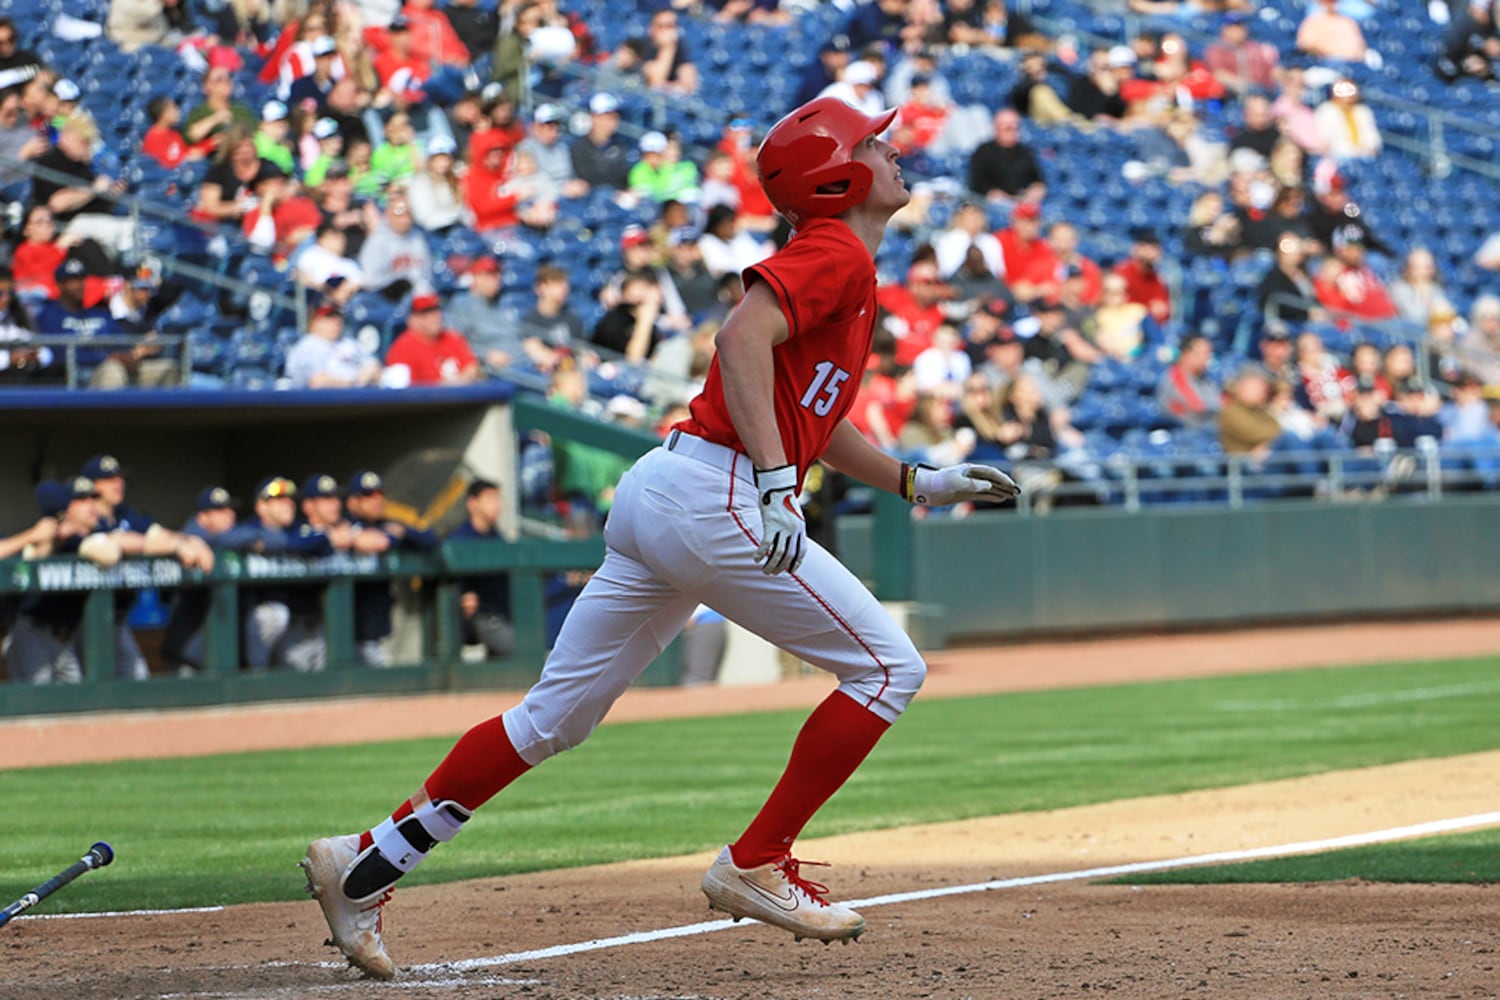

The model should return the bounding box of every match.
[4,0,1497,511]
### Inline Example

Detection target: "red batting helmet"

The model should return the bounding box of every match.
[755,97,897,227]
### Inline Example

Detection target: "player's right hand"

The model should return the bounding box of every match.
[753,464,806,576]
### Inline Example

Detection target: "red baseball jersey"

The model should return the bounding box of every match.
[675,218,878,485]
[384,329,476,385]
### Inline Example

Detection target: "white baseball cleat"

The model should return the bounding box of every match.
[300,835,397,980]
[701,845,866,943]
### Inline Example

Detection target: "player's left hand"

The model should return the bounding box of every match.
[753,464,806,576]
[910,463,1021,506]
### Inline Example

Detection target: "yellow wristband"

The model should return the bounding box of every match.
[900,462,917,503]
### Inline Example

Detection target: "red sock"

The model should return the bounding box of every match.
[425,714,533,811]
[358,715,531,851]
[729,690,892,869]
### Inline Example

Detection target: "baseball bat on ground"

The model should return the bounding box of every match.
[0,842,114,929]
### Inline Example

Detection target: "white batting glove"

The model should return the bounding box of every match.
[905,462,1022,506]
[753,464,806,576]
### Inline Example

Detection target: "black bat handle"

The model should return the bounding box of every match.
[0,842,114,928]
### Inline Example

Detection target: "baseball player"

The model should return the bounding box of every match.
[276,473,356,673]
[446,478,515,658]
[85,454,216,679]
[7,477,122,683]
[302,97,1019,979]
[216,476,330,670]
[343,470,440,667]
[159,485,238,675]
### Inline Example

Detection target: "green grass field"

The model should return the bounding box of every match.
[4,654,1499,913]
[1116,826,1500,885]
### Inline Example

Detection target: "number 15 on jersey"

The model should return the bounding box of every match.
[799,361,851,417]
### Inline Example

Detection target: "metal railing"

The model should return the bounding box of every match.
[6,333,190,389]
[1000,441,1500,514]
[1033,4,1500,184]
[0,152,307,320]
[0,540,618,716]
[1342,89,1500,185]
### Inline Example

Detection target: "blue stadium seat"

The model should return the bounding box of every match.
[185,329,230,377]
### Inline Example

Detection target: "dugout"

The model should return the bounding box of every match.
[0,385,520,533]
[0,387,669,714]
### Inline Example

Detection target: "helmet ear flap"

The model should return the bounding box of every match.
[838,159,875,209]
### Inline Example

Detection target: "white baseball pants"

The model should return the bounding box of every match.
[503,433,926,765]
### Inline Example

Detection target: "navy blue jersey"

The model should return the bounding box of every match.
[19,534,86,631]
[103,503,156,534]
[448,520,511,618]
[349,518,439,642]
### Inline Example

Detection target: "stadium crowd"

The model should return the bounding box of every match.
[0,0,1495,515]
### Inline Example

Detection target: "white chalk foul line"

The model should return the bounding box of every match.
[26,810,1500,964]
[23,904,225,921]
[411,809,1500,974]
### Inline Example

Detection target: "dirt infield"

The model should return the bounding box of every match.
[3,618,1499,999]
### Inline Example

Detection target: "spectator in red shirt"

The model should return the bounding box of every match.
[1112,229,1171,322]
[384,293,480,385]
[994,200,1048,281]
[1295,329,1354,423]
[1154,333,1220,429]
[1314,225,1398,321]
[1013,221,1101,306]
[1203,12,1281,97]
[396,0,471,70]
[1159,32,1226,103]
[465,130,521,234]
[1121,32,1225,108]
[243,163,323,262]
[11,205,70,300]
[715,117,777,232]
[141,96,207,169]
[847,352,917,451]
[477,89,528,156]
[891,74,948,155]
[876,259,953,366]
[263,9,339,95]
[373,16,431,95]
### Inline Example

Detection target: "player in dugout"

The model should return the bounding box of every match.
[301,96,1021,979]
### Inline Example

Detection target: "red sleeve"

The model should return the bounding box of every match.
[259,21,300,83]
[364,25,392,58]
[1169,365,1203,414]
[438,17,470,65]
[1184,62,1226,100]
[241,206,265,239]
[744,222,868,341]
[373,53,397,88]
[1080,258,1102,305]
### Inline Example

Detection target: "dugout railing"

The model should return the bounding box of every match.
[0,539,611,718]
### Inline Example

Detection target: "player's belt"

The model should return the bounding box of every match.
[665,430,753,484]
